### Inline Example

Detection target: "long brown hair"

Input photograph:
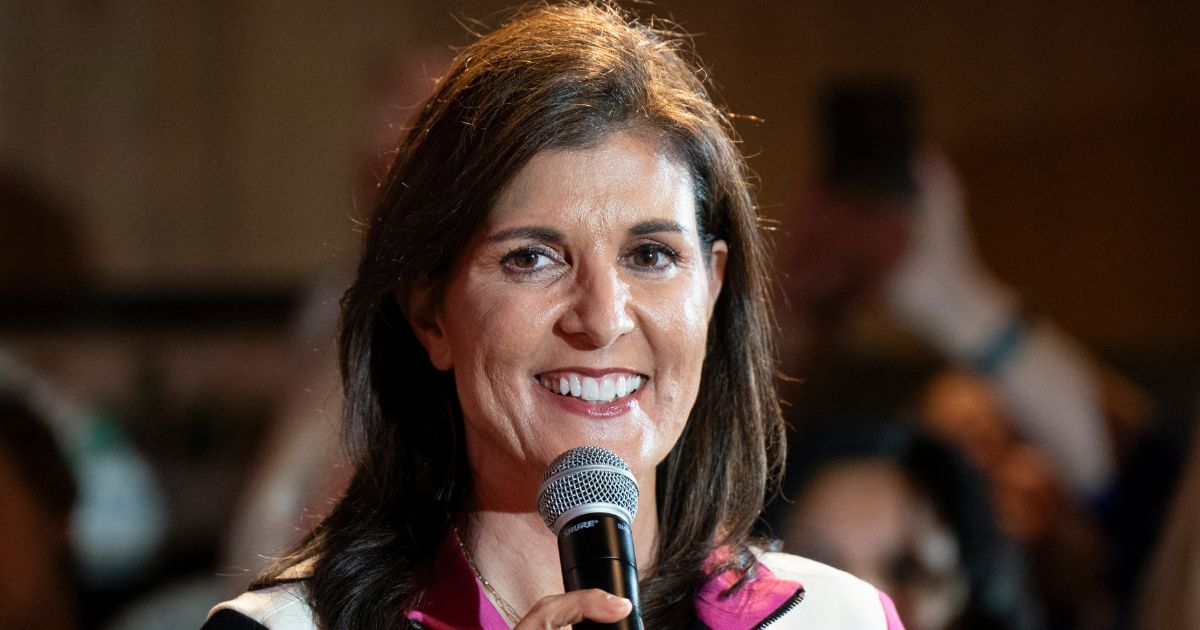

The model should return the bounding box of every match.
[257,3,785,628]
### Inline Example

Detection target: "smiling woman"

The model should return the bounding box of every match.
[203,2,902,629]
[414,132,726,492]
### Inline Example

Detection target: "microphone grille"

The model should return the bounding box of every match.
[536,446,639,532]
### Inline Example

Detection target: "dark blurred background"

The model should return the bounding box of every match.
[1,2,1197,629]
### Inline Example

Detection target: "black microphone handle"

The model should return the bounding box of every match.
[557,513,644,630]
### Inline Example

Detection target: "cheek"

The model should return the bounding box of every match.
[444,284,560,396]
[639,275,712,391]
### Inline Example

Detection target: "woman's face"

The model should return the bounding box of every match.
[786,461,968,630]
[412,131,727,498]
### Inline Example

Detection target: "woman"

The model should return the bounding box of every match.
[770,420,1041,630]
[205,3,903,628]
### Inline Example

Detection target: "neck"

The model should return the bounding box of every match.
[461,472,659,619]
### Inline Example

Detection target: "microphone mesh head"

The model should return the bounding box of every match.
[536,446,639,532]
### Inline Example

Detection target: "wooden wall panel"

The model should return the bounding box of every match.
[2,1,1196,352]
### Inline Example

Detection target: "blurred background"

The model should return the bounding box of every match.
[1,1,1197,629]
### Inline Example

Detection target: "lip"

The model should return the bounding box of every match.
[532,368,647,419]
[537,367,643,379]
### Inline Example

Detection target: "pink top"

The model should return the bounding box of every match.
[405,532,905,630]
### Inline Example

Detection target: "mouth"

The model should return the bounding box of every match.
[536,371,646,404]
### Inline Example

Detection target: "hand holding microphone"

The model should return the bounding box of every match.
[512,590,633,630]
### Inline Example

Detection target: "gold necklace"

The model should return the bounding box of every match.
[453,525,524,626]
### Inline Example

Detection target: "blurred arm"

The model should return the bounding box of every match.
[885,153,1116,499]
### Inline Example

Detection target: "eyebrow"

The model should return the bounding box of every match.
[487,226,566,243]
[628,220,689,237]
[485,219,689,244]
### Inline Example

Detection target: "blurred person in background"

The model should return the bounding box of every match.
[769,420,1042,630]
[86,35,451,630]
[2,169,169,627]
[0,386,81,630]
[771,83,1176,628]
[919,370,1112,627]
[98,274,350,630]
[217,269,350,586]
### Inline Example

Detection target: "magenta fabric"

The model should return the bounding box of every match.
[407,532,807,629]
[879,590,906,630]
[694,558,805,630]
[405,533,509,630]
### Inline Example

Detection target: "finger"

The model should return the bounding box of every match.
[514,589,633,629]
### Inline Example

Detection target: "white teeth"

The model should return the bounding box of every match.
[539,372,644,403]
[581,377,600,401]
[599,378,616,402]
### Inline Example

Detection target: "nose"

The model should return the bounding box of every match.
[557,263,636,349]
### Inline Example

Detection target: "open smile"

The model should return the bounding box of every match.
[536,371,646,404]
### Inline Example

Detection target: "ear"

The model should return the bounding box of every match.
[706,239,728,321]
[400,286,454,371]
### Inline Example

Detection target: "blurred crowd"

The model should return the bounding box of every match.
[3,44,1198,630]
[763,145,1189,629]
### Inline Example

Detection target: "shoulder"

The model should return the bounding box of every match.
[203,583,316,630]
[756,551,904,629]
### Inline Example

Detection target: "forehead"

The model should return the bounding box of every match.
[794,462,913,550]
[487,131,698,231]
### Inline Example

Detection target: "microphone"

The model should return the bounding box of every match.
[536,446,644,630]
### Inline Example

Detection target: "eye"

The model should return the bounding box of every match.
[501,245,561,274]
[509,250,543,269]
[627,243,678,270]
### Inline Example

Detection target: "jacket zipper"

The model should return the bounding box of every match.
[752,587,806,629]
